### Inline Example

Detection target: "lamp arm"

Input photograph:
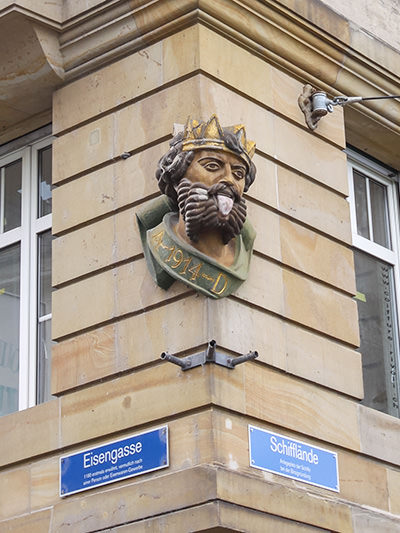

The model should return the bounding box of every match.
[332,94,400,107]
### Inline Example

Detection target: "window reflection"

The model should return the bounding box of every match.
[354,250,399,416]
[353,170,369,240]
[370,180,391,248]
[36,230,53,404]
[38,146,52,218]
[1,159,22,233]
[353,169,391,249]
[0,244,20,415]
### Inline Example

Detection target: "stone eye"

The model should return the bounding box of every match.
[233,168,245,180]
[203,161,221,171]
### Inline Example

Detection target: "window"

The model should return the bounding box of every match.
[0,135,52,416]
[347,149,400,417]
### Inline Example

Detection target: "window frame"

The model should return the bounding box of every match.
[0,136,52,412]
[347,150,400,298]
[347,147,400,415]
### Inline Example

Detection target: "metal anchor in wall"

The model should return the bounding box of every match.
[160,339,258,371]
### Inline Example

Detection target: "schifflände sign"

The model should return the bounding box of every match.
[60,426,168,497]
[248,425,339,492]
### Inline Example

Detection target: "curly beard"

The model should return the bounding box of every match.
[176,178,247,244]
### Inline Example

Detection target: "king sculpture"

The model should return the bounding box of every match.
[136,115,257,298]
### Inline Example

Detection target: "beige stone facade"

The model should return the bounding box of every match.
[1,1,400,531]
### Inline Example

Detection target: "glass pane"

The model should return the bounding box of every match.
[353,170,370,239]
[3,159,22,232]
[354,250,400,416]
[0,244,20,416]
[38,230,52,318]
[36,319,54,404]
[370,179,391,249]
[37,230,53,404]
[38,146,52,217]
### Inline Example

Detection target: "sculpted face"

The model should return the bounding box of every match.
[184,150,246,197]
[175,149,248,244]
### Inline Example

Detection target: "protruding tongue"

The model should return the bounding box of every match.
[217,195,234,215]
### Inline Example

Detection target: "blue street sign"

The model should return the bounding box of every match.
[248,425,339,492]
[60,426,169,497]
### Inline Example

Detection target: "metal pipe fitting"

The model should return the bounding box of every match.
[228,351,258,367]
[161,342,259,371]
[160,352,189,369]
[206,339,217,362]
[311,92,334,119]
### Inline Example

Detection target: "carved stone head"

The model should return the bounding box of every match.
[137,115,257,298]
[156,115,256,245]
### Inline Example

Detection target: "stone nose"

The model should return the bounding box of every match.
[221,163,236,186]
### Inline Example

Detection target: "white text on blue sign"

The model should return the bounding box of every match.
[60,426,168,497]
[248,425,339,492]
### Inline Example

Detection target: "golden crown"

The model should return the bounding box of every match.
[180,115,256,168]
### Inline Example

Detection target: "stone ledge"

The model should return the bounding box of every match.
[1,464,399,532]
[38,465,355,533]
[109,500,330,532]
[0,1,62,26]
[58,0,400,99]
[0,11,63,139]
[0,501,328,533]
[0,509,51,533]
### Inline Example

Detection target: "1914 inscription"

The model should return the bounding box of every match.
[151,229,228,296]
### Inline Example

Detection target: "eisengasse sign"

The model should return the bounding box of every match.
[248,425,339,492]
[60,426,168,497]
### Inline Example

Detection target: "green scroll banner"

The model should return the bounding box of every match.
[136,196,255,299]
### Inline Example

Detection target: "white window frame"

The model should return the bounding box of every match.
[347,150,400,304]
[347,148,400,414]
[0,136,52,411]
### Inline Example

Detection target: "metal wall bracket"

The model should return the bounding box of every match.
[299,83,400,131]
[160,340,258,371]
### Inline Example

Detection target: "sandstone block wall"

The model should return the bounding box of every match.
[1,7,400,532]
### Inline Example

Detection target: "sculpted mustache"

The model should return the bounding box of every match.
[207,182,240,203]
[178,180,241,217]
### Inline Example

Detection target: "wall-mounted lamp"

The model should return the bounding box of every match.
[298,84,400,130]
